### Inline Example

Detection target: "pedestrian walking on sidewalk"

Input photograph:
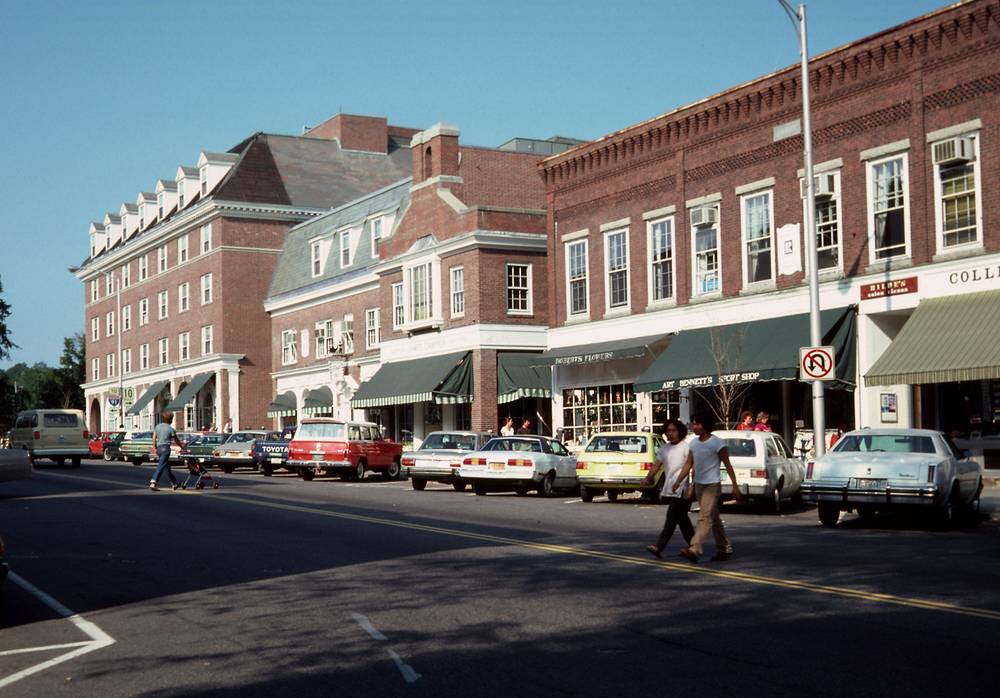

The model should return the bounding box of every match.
[674,413,743,563]
[150,411,183,491]
[645,419,694,558]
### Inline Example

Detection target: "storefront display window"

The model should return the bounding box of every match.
[650,390,680,429]
[562,383,636,444]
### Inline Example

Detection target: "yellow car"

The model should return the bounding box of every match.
[575,431,665,503]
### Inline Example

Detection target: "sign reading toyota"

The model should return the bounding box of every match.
[799,346,836,382]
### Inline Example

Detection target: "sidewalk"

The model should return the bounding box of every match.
[980,483,1000,522]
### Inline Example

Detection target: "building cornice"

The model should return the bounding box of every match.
[82,353,244,392]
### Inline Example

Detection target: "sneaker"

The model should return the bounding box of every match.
[149,481,159,491]
[678,548,698,563]
[711,551,733,562]
[645,544,662,559]
[171,483,180,490]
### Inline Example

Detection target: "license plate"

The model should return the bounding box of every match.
[270,457,283,464]
[312,454,324,461]
[227,451,240,456]
[852,477,887,489]
[606,462,623,474]
[489,462,505,472]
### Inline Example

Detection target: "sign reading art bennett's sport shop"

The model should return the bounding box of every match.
[657,371,762,390]
[860,276,918,300]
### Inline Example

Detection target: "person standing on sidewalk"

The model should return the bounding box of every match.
[150,411,183,491]
[673,413,743,563]
[644,418,694,558]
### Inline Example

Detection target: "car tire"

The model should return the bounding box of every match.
[55,458,66,467]
[473,482,488,496]
[818,504,839,527]
[580,485,594,503]
[452,481,467,492]
[537,472,555,498]
[261,466,273,477]
[934,484,960,530]
[103,448,113,462]
[385,460,401,480]
[412,478,427,491]
[221,465,235,474]
[71,457,81,468]
[606,490,619,503]
[352,461,366,482]
[131,459,143,467]
[299,469,315,481]
[769,484,782,514]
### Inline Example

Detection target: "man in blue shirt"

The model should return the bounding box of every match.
[150,412,183,491]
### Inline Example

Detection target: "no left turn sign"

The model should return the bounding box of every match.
[800,346,836,381]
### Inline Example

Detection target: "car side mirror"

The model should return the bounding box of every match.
[960,449,971,459]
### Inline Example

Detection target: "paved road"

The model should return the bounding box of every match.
[1,460,998,697]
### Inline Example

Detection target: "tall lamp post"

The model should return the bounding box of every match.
[778,0,826,457]
[116,273,124,429]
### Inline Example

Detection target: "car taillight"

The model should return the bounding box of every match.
[576,460,587,470]
[927,464,936,483]
[751,469,768,479]
[83,430,89,439]
[806,460,814,479]
[641,462,654,471]
[401,457,415,466]
[463,457,486,466]
[213,450,220,456]
[507,458,533,467]
[33,431,40,440]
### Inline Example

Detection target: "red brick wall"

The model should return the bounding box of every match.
[471,348,498,432]
[305,114,390,154]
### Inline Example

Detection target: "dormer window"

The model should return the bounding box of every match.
[157,192,165,219]
[371,217,383,257]
[339,229,351,267]
[177,181,185,208]
[200,167,208,196]
[311,241,323,277]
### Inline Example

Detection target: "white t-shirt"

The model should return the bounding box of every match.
[689,434,725,485]
[500,426,514,437]
[656,441,691,498]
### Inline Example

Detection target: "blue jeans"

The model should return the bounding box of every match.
[152,444,176,485]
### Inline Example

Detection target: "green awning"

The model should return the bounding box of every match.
[164,373,213,411]
[125,380,169,416]
[266,391,298,418]
[497,353,551,404]
[865,290,1000,386]
[634,306,857,392]
[351,351,472,408]
[301,386,334,415]
[541,334,671,366]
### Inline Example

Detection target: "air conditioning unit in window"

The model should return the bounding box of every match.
[325,337,347,357]
[689,206,717,228]
[933,136,975,166]
[800,173,837,200]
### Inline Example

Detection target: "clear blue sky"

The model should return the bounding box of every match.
[0,0,949,368]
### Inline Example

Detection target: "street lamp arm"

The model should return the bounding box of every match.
[776,0,802,40]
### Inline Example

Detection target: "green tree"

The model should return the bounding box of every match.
[0,276,15,361]
[58,332,86,409]
[5,362,63,410]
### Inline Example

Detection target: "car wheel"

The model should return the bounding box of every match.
[261,466,273,477]
[131,459,143,467]
[411,478,427,491]
[934,485,959,530]
[71,457,81,468]
[452,480,467,492]
[221,465,235,474]
[580,485,594,503]
[818,504,839,527]
[103,448,113,462]
[353,461,366,481]
[770,484,782,514]
[606,490,619,503]
[514,485,530,497]
[55,458,66,467]
[299,469,315,481]
[473,482,488,496]
[385,460,401,480]
[537,472,555,498]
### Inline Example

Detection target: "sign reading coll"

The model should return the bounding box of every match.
[800,346,836,381]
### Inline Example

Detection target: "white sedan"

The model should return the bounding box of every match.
[801,428,983,527]
[714,430,804,512]
[459,436,578,497]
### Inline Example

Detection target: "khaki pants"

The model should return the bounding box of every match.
[689,482,733,557]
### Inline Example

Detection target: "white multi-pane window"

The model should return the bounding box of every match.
[106,353,115,378]
[450,266,465,317]
[506,263,532,314]
[157,245,168,273]
[566,240,589,316]
[604,230,629,309]
[157,290,168,320]
[139,298,149,326]
[932,134,980,251]
[105,272,113,295]
[91,316,99,342]
[122,349,131,375]
[371,217,383,257]
[178,332,190,361]
[342,314,354,353]
[201,325,213,355]
[868,154,909,260]
[281,329,298,365]
[91,357,100,381]
[392,282,404,328]
[408,263,432,322]
[138,254,148,281]
[178,234,189,263]
[200,273,212,304]
[105,311,115,337]
[311,241,323,277]
[122,305,131,332]
[90,280,98,303]
[802,172,842,272]
[158,337,169,365]
[692,207,720,296]
[648,217,674,303]
[121,263,130,288]
[140,343,149,370]
[340,229,351,267]
[315,319,333,358]
[178,282,190,312]
[742,192,774,285]
[200,223,212,253]
[366,308,380,349]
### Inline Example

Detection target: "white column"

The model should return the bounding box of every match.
[228,369,240,431]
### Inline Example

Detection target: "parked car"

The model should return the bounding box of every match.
[180,433,226,467]
[574,431,665,503]
[120,431,154,466]
[801,428,983,527]
[459,435,578,497]
[402,431,493,491]
[89,431,126,461]
[212,430,277,473]
[9,409,90,467]
[286,419,403,482]
[713,430,805,512]
[250,426,297,476]
[0,446,31,483]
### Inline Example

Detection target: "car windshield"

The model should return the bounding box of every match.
[833,434,936,454]
[585,435,647,454]
[723,438,757,458]
[421,433,478,450]
[225,432,261,443]
[483,438,542,453]
[296,422,347,440]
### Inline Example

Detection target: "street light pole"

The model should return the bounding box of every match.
[778,1,826,457]
[116,273,124,429]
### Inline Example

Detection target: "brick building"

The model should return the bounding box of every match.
[538,0,1000,449]
[76,114,415,433]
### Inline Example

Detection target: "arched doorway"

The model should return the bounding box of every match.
[197,377,216,430]
[152,384,173,422]
[89,397,101,434]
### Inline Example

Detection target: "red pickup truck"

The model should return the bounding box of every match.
[286,418,402,482]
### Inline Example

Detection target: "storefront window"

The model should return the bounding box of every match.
[562,383,636,444]
[650,390,681,431]
[456,404,472,431]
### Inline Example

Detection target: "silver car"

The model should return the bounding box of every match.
[402,431,492,492]
[715,430,804,513]
[213,430,276,473]
[801,428,983,527]
[458,435,578,497]
[0,447,31,483]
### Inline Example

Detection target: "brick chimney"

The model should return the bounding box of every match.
[410,123,460,184]
[304,113,389,154]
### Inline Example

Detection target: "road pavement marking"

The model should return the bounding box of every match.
[349,614,421,684]
[387,649,421,684]
[350,613,388,641]
[34,470,1000,622]
[0,572,116,689]
[0,642,93,657]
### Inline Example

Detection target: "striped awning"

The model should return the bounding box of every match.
[266,391,298,418]
[497,353,551,404]
[301,386,334,415]
[125,381,169,416]
[865,289,1000,386]
[164,373,213,411]
[351,352,472,408]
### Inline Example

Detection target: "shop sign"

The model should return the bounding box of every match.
[947,264,1000,286]
[860,276,918,300]
[880,393,898,423]
[658,371,761,390]
[554,351,615,365]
